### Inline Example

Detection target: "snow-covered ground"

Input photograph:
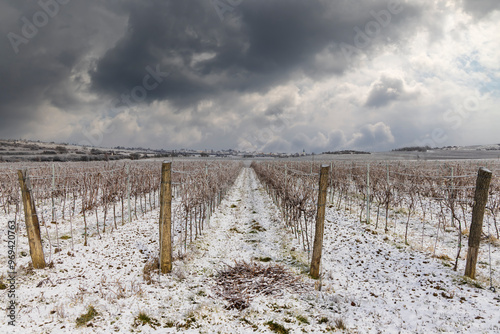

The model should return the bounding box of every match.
[1,167,500,333]
[349,193,500,291]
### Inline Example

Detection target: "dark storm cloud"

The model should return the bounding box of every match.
[0,0,425,127]
[89,0,424,108]
[4,0,495,152]
[0,0,127,135]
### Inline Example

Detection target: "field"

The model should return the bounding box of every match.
[1,158,500,333]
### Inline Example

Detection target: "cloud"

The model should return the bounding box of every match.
[461,0,500,19]
[365,75,421,108]
[88,0,426,107]
[347,122,395,150]
[0,0,499,153]
[0,0,127,135]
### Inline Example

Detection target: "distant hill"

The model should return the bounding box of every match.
[322,150,371,155]
[392,146,431,152]
[0,139,166,163]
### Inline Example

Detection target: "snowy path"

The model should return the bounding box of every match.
[2,166,500,333]
[184,167,309,275]
[166,167,326,333]
[187,166,292,266]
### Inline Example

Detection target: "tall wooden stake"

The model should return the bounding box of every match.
[52,164,60,249]
[464,167,492,279]
[126,164,131,224]
[366,163,370,224]
[310,164,330,279]
[159,161,172,273]
[18,169,46,269]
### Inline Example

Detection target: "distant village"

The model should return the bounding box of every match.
[0,139,308,162]
[3,139,498,163]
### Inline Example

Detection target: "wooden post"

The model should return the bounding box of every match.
[159,161,172,273]
[329,162,333,203]
[126,165,131,224]
[18,169,46,269]
[52,164,60,249]
[450,167,454,229]
[366,163,370,224]
[464,167,492,279]
[310,164,330,279]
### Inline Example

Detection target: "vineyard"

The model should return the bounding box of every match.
[0,160,241,263]
[1,159,500,333]
[253,160,500,286]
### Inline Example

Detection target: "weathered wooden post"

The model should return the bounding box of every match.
[18,169,46,269]
[366,163,370,224]
[464,167,492,279]
[310,164,330,279]
[52,164,60,249]
[159,161,172,273]
[126,164,131,225]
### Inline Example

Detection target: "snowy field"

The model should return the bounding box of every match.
[1,167,500,333]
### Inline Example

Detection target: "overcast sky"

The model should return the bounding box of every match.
[1,0,499,153]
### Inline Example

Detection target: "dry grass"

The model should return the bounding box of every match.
[19,262,34,276]
[214,261,311,310]
[433,253,452,261]
[70,285,87,306]
[265,320,290,334]
[172,264,187,281]
[486,234,500,247]
[98,275,143,301]
[133,311,160,328]
[334,317,346,330]
[51,303,66,319]
[143,257,159,284]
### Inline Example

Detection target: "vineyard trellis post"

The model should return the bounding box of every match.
[310,164,330,279]
[126,164,131,224]
[52,163,60,250]
[464,167,492,279]
[386,163,389,184]
[17,169,46,269]
[329,162,333,203]
[205,164,210,224]
[366,163,370,224]
[385,163,390,232]
[284,164,288,222]
[159,161,173,273]
[450,167,454,232]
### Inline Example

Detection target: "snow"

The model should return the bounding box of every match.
[1,167,500,333]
